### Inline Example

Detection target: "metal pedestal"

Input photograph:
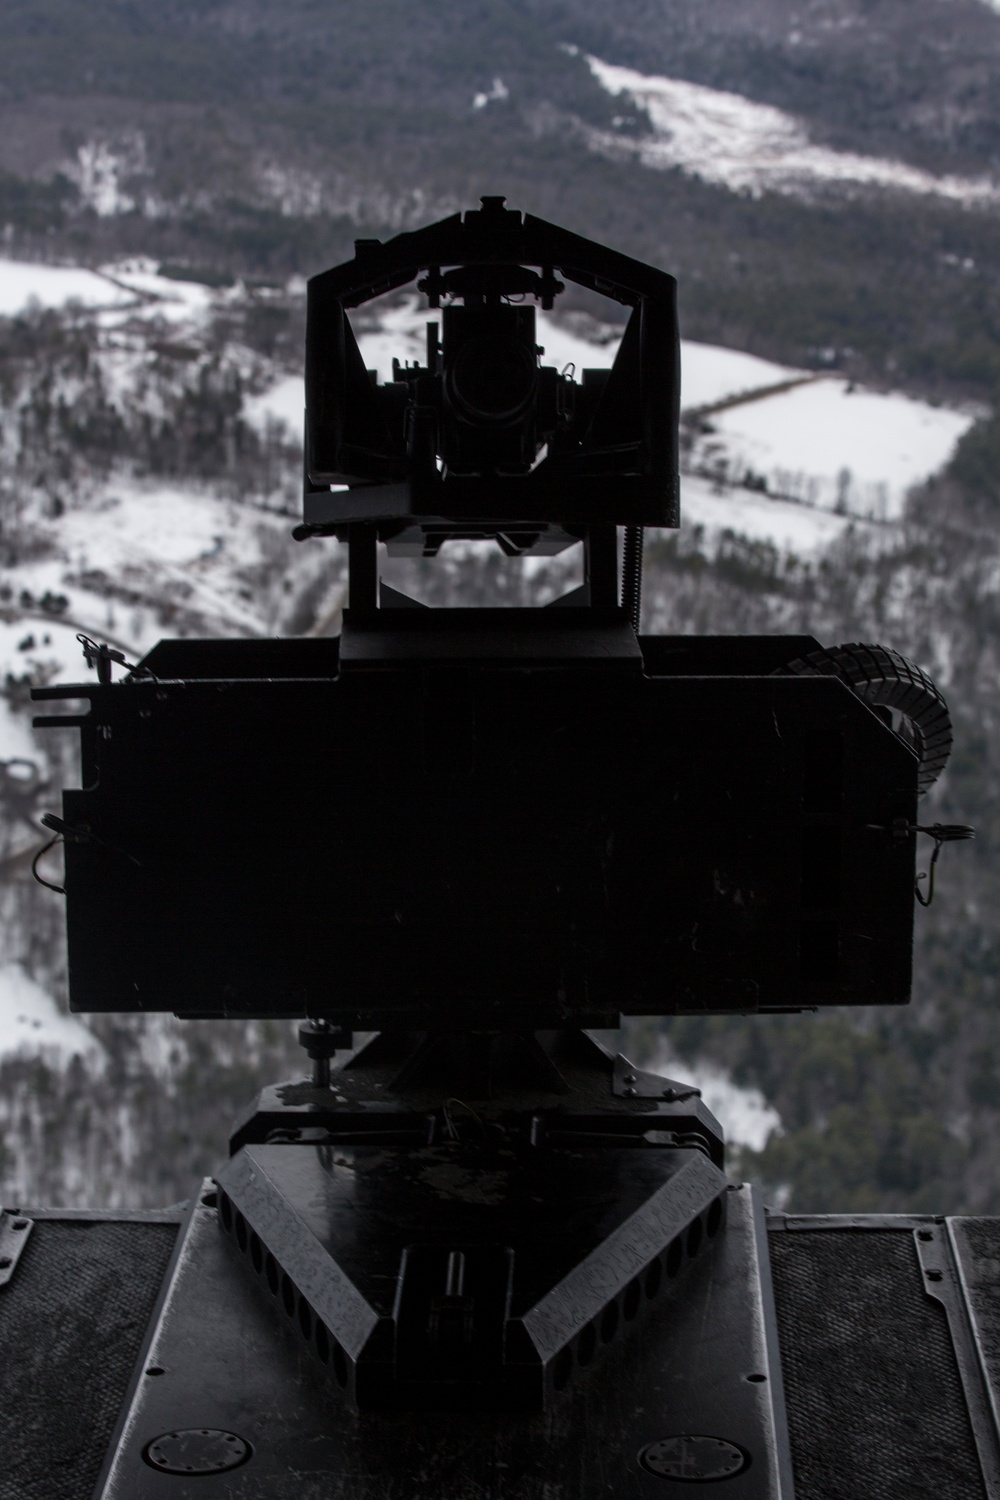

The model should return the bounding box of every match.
[92,1034,794,1496]
[96,1181,792,1498]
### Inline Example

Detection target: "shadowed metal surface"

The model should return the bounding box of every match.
[96,1186,791,1499]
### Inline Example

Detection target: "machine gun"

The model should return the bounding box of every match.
[6,198,993,1499]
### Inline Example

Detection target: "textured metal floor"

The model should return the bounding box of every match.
[2,1204,998,1499]
[0,1212,182,1500]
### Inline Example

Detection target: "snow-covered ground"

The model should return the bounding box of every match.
[695,374,974,520]
[0,255,227,326]
[0,483,296,708]
[244,374,304,434]
[0,262,137,317]
[0,253,977,572]
[0,962,104,1066]
[584,53,1000,207]
[680,343,801,409]
[680,471,858,553]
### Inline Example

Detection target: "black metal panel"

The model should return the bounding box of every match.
[35,637,918,1024]
[639,636,823,677]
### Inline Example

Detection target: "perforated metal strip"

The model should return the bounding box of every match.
[915,1222,1000,1498]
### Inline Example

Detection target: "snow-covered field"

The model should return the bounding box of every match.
[250,292,974,542]
[680,471,858,553]
[584,53,1000,207]
[0,263,135,317]
[694,374,973,520]
[0,256,217,322]
[0,258,973,548]
[0,483,300,761]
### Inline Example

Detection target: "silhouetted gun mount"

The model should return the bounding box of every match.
[20,200,980,1500]
[299,193,679,553]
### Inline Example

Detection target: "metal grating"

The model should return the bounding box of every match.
[0,1218,178,1500]
[770,1227,986,1500]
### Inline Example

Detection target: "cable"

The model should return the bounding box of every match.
[913,822,975,908]
[31,835,65,895]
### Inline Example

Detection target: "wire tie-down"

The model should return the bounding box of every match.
[913,822,975,907]
[31,812,142,896]
[77,633,151,683]
[442,1098,483,1142]
[31,833,65,894]
[865,820,974,908]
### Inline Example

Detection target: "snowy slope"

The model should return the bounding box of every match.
[584,54,1000,206]
[0,255,977,549]
[0,264,136,316]
[680,344,801,408]
[680,471,857,553]
[0,256,974,569]
[0,257,219,322]
[0,963,104,1067]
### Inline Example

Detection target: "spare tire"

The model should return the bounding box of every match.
[773,642,952,795]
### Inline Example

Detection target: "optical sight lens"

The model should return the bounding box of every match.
[447,334,537,424]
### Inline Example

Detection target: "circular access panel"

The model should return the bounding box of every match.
[639,1435,748,1482]
[143,1429,252,1475]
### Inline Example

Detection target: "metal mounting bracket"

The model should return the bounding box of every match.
[612,1053,701,1102]
[0,1209,33,1289]
[914,1221,1000,1497]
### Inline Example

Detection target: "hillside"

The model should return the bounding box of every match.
[1,2,1000,1214]
[0,2,999,396]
